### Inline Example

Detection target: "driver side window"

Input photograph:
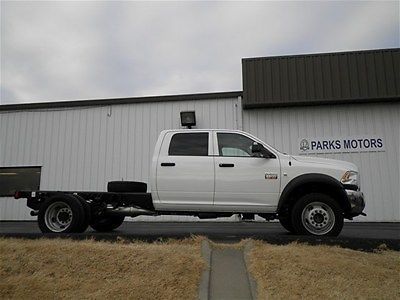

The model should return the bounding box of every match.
[217,133,256,157]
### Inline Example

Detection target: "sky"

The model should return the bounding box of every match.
[1,1,399,105]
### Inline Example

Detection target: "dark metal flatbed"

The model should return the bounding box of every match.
[16,190,154,211]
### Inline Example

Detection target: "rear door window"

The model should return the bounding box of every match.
[168,133,209,156]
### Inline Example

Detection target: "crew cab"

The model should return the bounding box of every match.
[15,129,365,236]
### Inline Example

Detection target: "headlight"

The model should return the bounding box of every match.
[341,171,359,186]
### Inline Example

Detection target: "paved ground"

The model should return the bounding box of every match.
[0,221,399,239]
[1,221,399,251]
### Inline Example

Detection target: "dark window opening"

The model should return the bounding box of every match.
[168,133,209,156]
[0,167,41,196]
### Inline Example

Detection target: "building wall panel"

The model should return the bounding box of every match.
[0,97,240,220]
[242,48,400,108]
[242,102,400,222]
[1,97,399,222]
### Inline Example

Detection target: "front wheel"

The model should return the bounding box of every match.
[291,193,344,236]
[90,215,125,232]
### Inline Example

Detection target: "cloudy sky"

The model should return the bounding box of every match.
[1,1,399,104]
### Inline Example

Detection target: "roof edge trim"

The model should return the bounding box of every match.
[242,47,400,62]
[0,91,243,112]
[242,97,400,109]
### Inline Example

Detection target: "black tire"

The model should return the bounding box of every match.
[38,194,86,233]
[291,193,344,236]
[107,181,147,193]
[74,195,91,233]
[278,215,295,234]
[90,215,125,232]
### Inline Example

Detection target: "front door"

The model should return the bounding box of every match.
[213,132,280,211]
[156,131,214,208]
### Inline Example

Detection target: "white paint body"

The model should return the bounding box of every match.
[150,129,358,213]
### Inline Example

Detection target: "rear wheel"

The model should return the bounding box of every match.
[38,195,86,233]
[74,195,91,233]
[90,215,125,232]
[291,193,344,236]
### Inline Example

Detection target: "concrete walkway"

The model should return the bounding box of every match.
[200,241,256,300]
[209,248,253,300]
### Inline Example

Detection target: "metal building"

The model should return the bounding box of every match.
[1,48,399,222]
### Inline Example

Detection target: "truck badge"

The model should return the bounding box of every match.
[265,173,278,180]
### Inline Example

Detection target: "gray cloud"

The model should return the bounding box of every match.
[1,1,399,104]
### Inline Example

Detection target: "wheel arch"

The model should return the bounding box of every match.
[278,173,350,214]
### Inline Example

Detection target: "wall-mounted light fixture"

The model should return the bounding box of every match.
[180,111,196,129]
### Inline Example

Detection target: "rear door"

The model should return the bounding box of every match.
[156,131,214,208]
[213,132,281,211]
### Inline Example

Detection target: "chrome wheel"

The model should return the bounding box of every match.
[44,201,73,232]
[301,201,335,235]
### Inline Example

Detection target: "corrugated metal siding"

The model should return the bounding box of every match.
[242,48,400,108]
[1,95,399,222]
[0,97,240,220]
[242,102,400,222]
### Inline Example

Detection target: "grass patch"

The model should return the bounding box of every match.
[0,237,205,300]
[247,241,400,299]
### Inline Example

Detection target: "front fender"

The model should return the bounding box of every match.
[278,173,350,212]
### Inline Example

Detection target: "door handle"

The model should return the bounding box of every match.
[219,163,234,167]
[161,162,175,167]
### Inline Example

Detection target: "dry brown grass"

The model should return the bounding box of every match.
[0,237,206,300]
[247,241,400,300]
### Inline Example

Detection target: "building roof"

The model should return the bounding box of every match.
[0,91,242,112]
[2,48,399,112]
[242,48,400,108]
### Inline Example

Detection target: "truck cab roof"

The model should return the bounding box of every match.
[160,129,247,134]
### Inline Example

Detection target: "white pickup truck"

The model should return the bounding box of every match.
[15,129,365,236]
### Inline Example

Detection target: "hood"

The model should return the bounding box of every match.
[290,155,358,171]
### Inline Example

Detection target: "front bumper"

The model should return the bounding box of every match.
[346,190,365,217]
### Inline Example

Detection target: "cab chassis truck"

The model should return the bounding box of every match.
[15,129,366,236]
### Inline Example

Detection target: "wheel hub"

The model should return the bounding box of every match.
[301,202,335,235]
[44,202,73,232]
[308,208,328,227]
[313,212,324,224]
[57,209,72,224]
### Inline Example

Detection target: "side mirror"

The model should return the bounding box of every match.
[251,142,262,153]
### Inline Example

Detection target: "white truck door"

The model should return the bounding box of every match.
[213,132,280,210]
[156,131,214,208]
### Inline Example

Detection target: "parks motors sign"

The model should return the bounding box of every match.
[298,136,385,154]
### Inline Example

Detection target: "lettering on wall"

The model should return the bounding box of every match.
[298,136,385,154]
